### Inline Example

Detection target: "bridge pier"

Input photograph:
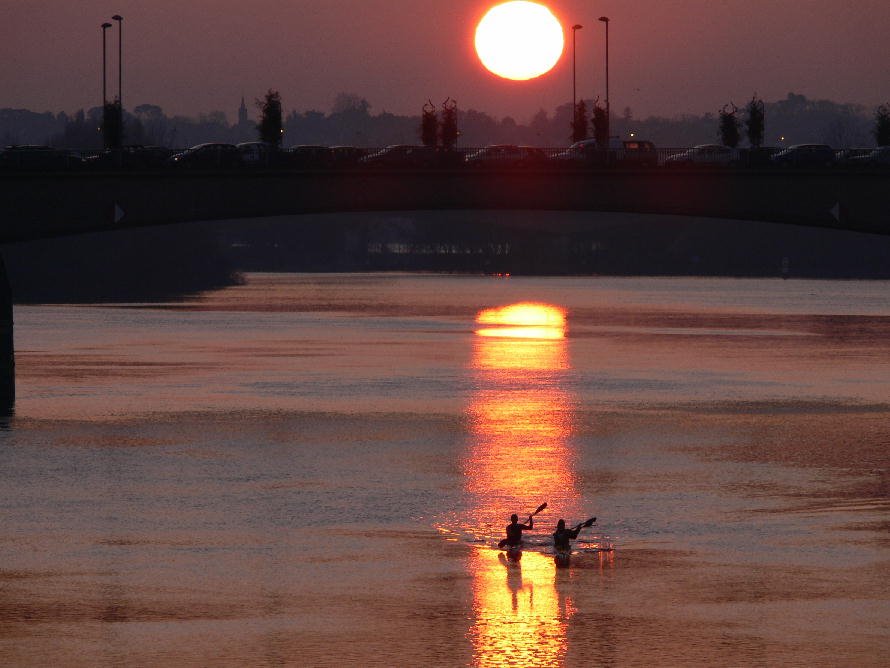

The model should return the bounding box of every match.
[0,253,14,415]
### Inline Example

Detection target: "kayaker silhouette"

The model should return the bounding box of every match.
[553,516,596,568]
[500,513,533,547]
[497,503,547,561]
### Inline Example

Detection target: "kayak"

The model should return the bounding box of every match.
[506,544,522,562]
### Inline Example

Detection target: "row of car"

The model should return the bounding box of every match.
[562,141,890,168]
[3,141,890,171]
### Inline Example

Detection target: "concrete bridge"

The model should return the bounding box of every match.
[0,167,888,243]
[0,166,888,412]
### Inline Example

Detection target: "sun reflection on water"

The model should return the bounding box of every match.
[464,302,580,666]
[469,549,575,668]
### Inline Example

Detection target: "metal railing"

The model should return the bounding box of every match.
[1,144,887,172]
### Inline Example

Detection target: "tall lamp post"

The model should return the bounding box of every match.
[598,16,610,142]
[112,14,123,107]
[572,24,583,112]
[101,22,112,105]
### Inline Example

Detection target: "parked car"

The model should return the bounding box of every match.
[664,144,736,167]
[735,146,781,168]
[167,143,241,169]
[464,145,548,167]
[770,144,836,168]
[0,145,84,170]
[237,141,289,168]
[359,145,437,168]
[85,145,171,170]
[616,140,658,167]
[552,138,599,163]
[843,146,890,168]
[289,145,333,169]
[329,145,369,167]
[836,148,872,165]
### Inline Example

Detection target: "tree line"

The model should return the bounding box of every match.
[2,92,888,150]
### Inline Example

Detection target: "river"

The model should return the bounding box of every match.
[1,273,888,665]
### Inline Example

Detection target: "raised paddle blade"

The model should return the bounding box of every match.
[573,516,597,531]
[532,502,548,516]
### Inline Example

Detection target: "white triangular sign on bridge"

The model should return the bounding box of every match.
[830,202,840,222]
[114,203,125,224]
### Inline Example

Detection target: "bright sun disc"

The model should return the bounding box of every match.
[475,1,565,81]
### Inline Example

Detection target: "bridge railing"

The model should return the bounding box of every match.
[1,144,885,172]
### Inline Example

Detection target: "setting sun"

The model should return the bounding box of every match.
[475,1,565,81]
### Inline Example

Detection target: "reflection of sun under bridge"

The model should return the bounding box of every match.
[464,302,584,666]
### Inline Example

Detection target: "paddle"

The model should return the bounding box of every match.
[497,502,547,549]
[530,502,548,518]
[572,516,596,532]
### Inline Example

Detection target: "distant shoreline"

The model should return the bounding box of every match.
[4,211,889,304]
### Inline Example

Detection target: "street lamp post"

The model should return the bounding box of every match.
[598,16,610,142]
[112,15,123,107]
[572,24,583,112]
[101,22,112,105]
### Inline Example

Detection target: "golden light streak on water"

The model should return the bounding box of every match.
[476,326,565,340]
[468,548,574,668]
[465,302,580,665]
[476,302,567,331]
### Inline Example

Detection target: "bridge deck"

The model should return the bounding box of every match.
[0,167,887,243]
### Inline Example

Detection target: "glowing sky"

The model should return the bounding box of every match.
[1,0,888,120]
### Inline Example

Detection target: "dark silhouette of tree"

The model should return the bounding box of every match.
[874,104,890,147]
[745,95,765,148]
[572,99,589,142]
[51,108,103,149]
[134,104,171,145]
[332,93,371,116]
[529,109,549,141]
[5,91,884,151]
[256,90,283,146]
[420,100,438,147]
[440,98,459,150]
[103,102,123,149]
[591,98,608,147]
[718,103,741,148]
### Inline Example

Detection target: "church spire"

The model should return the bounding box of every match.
[238,93,248,126]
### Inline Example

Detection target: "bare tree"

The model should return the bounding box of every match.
[745,95,765,148]
[440,98,459,151]
[571,100,588,143]
[256,89,283,146]
[718,103,741,148]
[591,98,608,147]
[420,100,438,148]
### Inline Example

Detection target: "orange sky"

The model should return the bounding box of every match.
[2,0,889,121]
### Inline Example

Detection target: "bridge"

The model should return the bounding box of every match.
[1,167,889,243]
[0,166,887,412]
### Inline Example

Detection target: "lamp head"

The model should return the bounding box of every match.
[572,24,583,30]
[112,15,123,21]
[101,22,112,29]
[598,16,609,23]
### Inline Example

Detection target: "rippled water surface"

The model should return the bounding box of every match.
[2,274,889,666]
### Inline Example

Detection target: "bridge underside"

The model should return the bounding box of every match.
[0,168,888,243]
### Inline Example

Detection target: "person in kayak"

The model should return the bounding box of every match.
[499,513,534,549]
[552,519,582,553]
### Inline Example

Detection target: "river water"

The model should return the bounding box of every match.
[1,273,888,666]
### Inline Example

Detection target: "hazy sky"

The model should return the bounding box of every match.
[2,1,889,122]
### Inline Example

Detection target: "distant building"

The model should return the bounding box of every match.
[235,95,253,142]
